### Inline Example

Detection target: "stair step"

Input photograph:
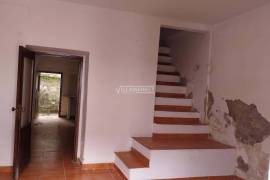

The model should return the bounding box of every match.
[115,149,149,169]
[155,105,192,112]
[154,117,200,125]
[157,81,181,86]
[157,71,179,75]
[158,62,171,65]
[155,97,192,106]
[153,124,209,134]
[133,137,233,150]
[157,75,180,83]
[157,65,176,72]
[158,53,170,57]
[155,111,200,119]
[159,47,170,55]
[156,85,187,94]
[131,138,236,179]
[158,56,172,64]
[155,93,186,99]
[160,175,241,180]
[152,133,209,140]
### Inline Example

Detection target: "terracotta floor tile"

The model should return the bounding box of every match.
[17,115,122,180]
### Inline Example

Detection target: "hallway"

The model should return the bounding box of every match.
[1,115,122,180]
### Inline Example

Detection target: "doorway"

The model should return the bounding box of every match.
[37,72,62,116]
[13,46,88,180]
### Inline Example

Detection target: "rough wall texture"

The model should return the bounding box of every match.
[206,93,270,180]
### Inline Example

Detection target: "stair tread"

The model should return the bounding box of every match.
[154,117,200,125]
[157,71,179,75]
[133,137,234,150]
[158,62,171,65]
[156,92,186,98]
[155,105,192,112]
[115,151,149,169]
[156,81,183,86]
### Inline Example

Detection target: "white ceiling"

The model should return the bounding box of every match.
[59,0,270,24]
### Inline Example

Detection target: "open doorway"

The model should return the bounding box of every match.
[31,54,82,163]
[37,72,62,116]
[13,46,89,179]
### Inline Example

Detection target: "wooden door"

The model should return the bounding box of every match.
[13,46,35,180]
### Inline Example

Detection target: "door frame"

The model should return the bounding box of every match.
[13,45,89,179]
[26,45,89,162]
[37,71,63,117]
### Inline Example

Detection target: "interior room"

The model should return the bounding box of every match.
[1,0,270,180]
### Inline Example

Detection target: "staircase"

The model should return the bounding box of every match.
[114,46,236,180]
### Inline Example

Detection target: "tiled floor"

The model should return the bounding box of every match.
[1,114,121,180]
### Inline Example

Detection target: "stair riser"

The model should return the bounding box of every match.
[155,97,192,106]
[115,156,130,178]
[132,139,151,159]
[157,74,180,82]
[153,124,209,134]
[115,156,150,180]
[159,47,170,55]
[156,85,187,94]
[155,111,200,119]
[158,56,171,64]
[157,65,176,72]
[149,149,236,179]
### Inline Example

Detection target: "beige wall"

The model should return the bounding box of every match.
[165,31,210,121]
[209,4,270,180]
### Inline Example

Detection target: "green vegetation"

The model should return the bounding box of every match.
[38,73,61,114]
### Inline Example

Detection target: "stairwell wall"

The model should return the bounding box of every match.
[209,3,270,180]
[165,31,211,122]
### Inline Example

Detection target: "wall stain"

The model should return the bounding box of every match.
[237,156,249,172]
[205,90,214,119]
[180,77,187,86]
[226,99,270,145]
[187,92,193,99]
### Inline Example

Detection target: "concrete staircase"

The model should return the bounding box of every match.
[114,46,237,180]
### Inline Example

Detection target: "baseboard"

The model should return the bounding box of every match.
[0,166,13,173]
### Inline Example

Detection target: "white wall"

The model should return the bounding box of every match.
[0,0,209,166]
[209,4,270,180]
[165,31,210,120]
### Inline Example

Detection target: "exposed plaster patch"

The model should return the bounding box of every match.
[244,144,269,180]
[223,113,232,128]
[205,90,214,119]
[237,156,249,172]
[226,99,270,145]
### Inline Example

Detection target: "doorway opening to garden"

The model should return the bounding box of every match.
[37,72,62,117]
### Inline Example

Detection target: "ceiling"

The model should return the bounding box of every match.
[59,0,270,24]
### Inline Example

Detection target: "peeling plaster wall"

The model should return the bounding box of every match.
[165,31,210,121]
[209,3,270,180]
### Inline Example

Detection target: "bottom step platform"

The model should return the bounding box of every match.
[115,137,236,180]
